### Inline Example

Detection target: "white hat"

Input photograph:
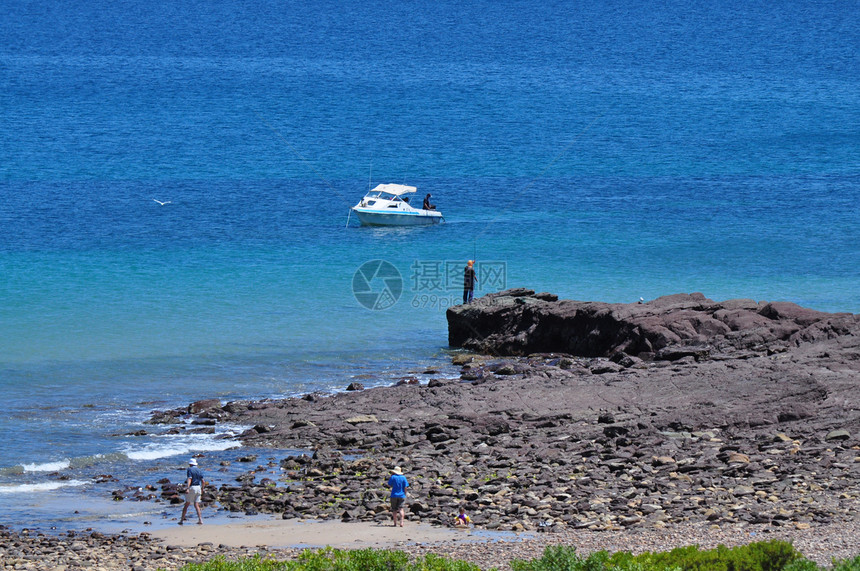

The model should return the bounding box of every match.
[392,466,403,475]
[189,458,197,466]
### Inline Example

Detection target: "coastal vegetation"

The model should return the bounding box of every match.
[177,542,860,571]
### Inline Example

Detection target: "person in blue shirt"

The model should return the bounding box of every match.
[179,457,205,525]
[385,466,409,527]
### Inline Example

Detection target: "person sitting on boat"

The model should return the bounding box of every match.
[423,193,436,210]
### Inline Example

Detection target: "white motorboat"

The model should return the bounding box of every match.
[349,184,444,226]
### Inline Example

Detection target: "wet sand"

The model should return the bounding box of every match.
[151,518,517,549]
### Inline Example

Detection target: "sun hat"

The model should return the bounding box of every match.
[189,458,197,466]
[392,466,403,475]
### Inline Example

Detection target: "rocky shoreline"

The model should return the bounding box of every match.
[5,291,860,569]
[143,292,860,532]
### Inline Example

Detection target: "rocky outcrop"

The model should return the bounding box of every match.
[447,290,858,359]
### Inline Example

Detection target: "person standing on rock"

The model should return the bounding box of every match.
[179,458,205,525]
[463,260,476,304]
[385,466,409,527]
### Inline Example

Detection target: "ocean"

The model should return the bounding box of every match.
[0,0,857,531]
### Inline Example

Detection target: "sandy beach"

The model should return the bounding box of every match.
[150,518,506,549]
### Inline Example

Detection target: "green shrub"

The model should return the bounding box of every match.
[287,547,409,570]
[783,559,820,571]
[510,544,579,570]
[178,547,485,571]
[180,554,289,571]
[510,545,621,571]
[410,552,483,571]
[831,556,860,571]
[510,540,815,571]
[634,540,804,571]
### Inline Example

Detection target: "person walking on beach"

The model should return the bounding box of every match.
[179,458,205,525]
[385,466,409,527]
[463,260,476,304]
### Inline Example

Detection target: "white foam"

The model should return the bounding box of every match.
[21,460,71,473]
[0,479,87,494]
[69,452,128,468]
[122,433,239,461]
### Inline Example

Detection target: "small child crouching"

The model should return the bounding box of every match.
[453,506,471,528]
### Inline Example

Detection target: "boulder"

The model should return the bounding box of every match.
[189,399,221,414]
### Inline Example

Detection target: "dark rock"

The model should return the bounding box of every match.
[447,291,856,358]
[145,410,182,425]
[825,429,851,441]
[610,352,643,368]
[591,361,623,374]
[603,425,629,438]
[346,382,365,391]
[777,404,815,422]
[189,399,221,414]
[460,368,483,381]
[494,364,517,375]
[655,346,711,361]
[223,401,249,414]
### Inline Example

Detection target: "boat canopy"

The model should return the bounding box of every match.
[368,184,417,196]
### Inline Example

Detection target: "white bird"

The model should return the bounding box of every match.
[152,199,172,205]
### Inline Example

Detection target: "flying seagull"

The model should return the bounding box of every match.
[152,199,172,205]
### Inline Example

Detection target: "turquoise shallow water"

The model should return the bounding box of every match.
[0,0,857,530]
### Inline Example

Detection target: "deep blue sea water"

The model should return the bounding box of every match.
[0,0,857,531]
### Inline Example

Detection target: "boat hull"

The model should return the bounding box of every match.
[352,208,443,226]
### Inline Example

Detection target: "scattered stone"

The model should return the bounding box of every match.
[825,429,851,441]
[345,414,378,424]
